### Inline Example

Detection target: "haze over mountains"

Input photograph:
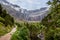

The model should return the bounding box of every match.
[0,0,49,21]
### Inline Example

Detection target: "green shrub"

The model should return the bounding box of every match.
[11,26,30,40]
[26,23,45,40]
[0,23,13,36]
[45,27,60,40]
[11,22,45,40]
[0,4,14,26]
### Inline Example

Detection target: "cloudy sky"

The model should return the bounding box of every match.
[7,0,49,10]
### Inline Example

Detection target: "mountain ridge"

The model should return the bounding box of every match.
[0,0,49,21]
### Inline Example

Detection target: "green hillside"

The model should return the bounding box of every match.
[42,0,60,40]
[42,0,60,28]
[0,4,14,36]
[11,22,45,40]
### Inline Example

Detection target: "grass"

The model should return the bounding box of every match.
[0,22,13,37]
[0,17,5,21]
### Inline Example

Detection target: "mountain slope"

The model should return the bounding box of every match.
[0,0,20,8]
[0,0,49,21]
[0,4,14,36]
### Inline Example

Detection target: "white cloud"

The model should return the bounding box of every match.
[6,0,49,10]
[27,0,33,4]
[7,0,17,4]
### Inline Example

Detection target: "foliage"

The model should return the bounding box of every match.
[45,27,60,40]
[42,0,60,27]
[11,22,45,40]
[0,4,14,26]
[11,26,30,40]
[26,23,45,40]
[0,22,13,36]
[0,4,14,36]
[42,0,60,40]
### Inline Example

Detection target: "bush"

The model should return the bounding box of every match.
[11,22,45,40]
[0,4,14,26]
[26,23,45,40]
[0,23,13,36]
[45,27,60,40]
[11,26,30,40]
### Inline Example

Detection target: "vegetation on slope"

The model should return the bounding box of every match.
[11,22,45,40]
[0,4,14,26]
[42,0,60,40]
[0,4,14,36]
[42,0,60,28]
[0,22,13,36]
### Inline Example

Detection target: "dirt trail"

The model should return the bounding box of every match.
[0,26,17,40]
